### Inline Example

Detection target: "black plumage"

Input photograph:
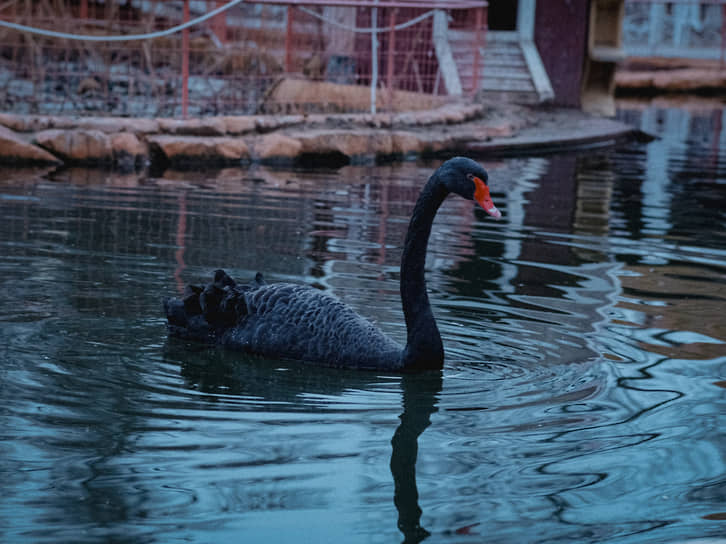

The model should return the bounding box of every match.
[164,157,501,371]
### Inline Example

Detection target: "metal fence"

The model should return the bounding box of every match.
[0,0,487,117]
[624,0,726,61]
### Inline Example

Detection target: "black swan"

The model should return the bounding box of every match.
[164,157,501,371]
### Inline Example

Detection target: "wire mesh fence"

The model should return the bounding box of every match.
[624,0,726,61]
[0,0,487,117]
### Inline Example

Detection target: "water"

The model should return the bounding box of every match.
[1,103,725,543]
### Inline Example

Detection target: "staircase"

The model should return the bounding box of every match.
[449,30,547,104]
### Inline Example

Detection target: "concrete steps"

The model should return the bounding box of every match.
[450,30,540,103]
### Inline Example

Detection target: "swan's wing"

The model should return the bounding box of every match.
[232,282,402,369]
[165,270,402,369]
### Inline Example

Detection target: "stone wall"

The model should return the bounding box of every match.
[0,102,516,169]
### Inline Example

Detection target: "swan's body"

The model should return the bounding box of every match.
[166,272,403,369]
[165,157,500,371]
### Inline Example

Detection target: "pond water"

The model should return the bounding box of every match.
[1,104,725,543]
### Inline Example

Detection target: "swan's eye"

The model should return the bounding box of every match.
[466,173,475,182]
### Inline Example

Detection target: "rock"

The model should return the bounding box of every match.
[654,69,726,91]
[255,115,305,133]
[147,135,249,166]
[0,113,77,132]
[0,112,34,132]
[482,121,515,138]
[615,67,726,92]
[0,125,62,164]
[44,117,80,130]
[78,117,159,134]
[304,114,328,126]
[293,129,394,159]
[253,133,302,163]
[264,77,445,114]
[455,119,516,143]
[34,129,113,164]
[369,114,393,129]
[111,132,148,169]
[392,112,418,126]
[222,116,257,135]
[614,71,655,89]
[391,131,423,156]
[418,110,445,125]
[463,103,485,119]
[215,138,250,161]
[442,106,468,124]
[111,132,148,156]
[418,131,457,154]
[157,117,227,136]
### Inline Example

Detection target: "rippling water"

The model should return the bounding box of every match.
[1,104,725,543]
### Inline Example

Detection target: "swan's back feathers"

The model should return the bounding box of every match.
[165,270,403,370]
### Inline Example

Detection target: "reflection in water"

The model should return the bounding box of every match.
[1,104,725,542]
[174,343,443,544]
[391,373,442,543]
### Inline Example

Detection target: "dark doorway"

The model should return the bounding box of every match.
[488,0,518,31]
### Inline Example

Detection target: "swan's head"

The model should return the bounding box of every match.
[439,157,501,219]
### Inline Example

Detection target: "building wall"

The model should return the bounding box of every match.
[534,0,590,107]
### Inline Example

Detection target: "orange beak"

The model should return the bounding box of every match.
[473,177,501,219]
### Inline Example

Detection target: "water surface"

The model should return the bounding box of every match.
[1,104,725,543]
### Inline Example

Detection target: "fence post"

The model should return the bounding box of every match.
[209,0,228,44]
[285,6,293,72]
[471,5,485,96]
[182,0,190,118]
[80,0,88,19]
[371,1,379,115]
[386,8,397,110]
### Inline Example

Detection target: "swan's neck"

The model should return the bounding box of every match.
[400,176,447,370]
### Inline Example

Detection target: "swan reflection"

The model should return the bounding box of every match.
[391,372,442,543]
[169,343,442,541]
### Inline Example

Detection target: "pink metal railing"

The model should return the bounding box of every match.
[0,0,487,118]
[625,0,726,64]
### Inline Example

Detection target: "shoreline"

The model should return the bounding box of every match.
[0,101,638,171]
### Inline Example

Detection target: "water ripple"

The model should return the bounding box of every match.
[2,128,726,542]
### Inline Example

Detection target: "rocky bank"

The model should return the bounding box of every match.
[0,102,508,169]
[0,101,638,170]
